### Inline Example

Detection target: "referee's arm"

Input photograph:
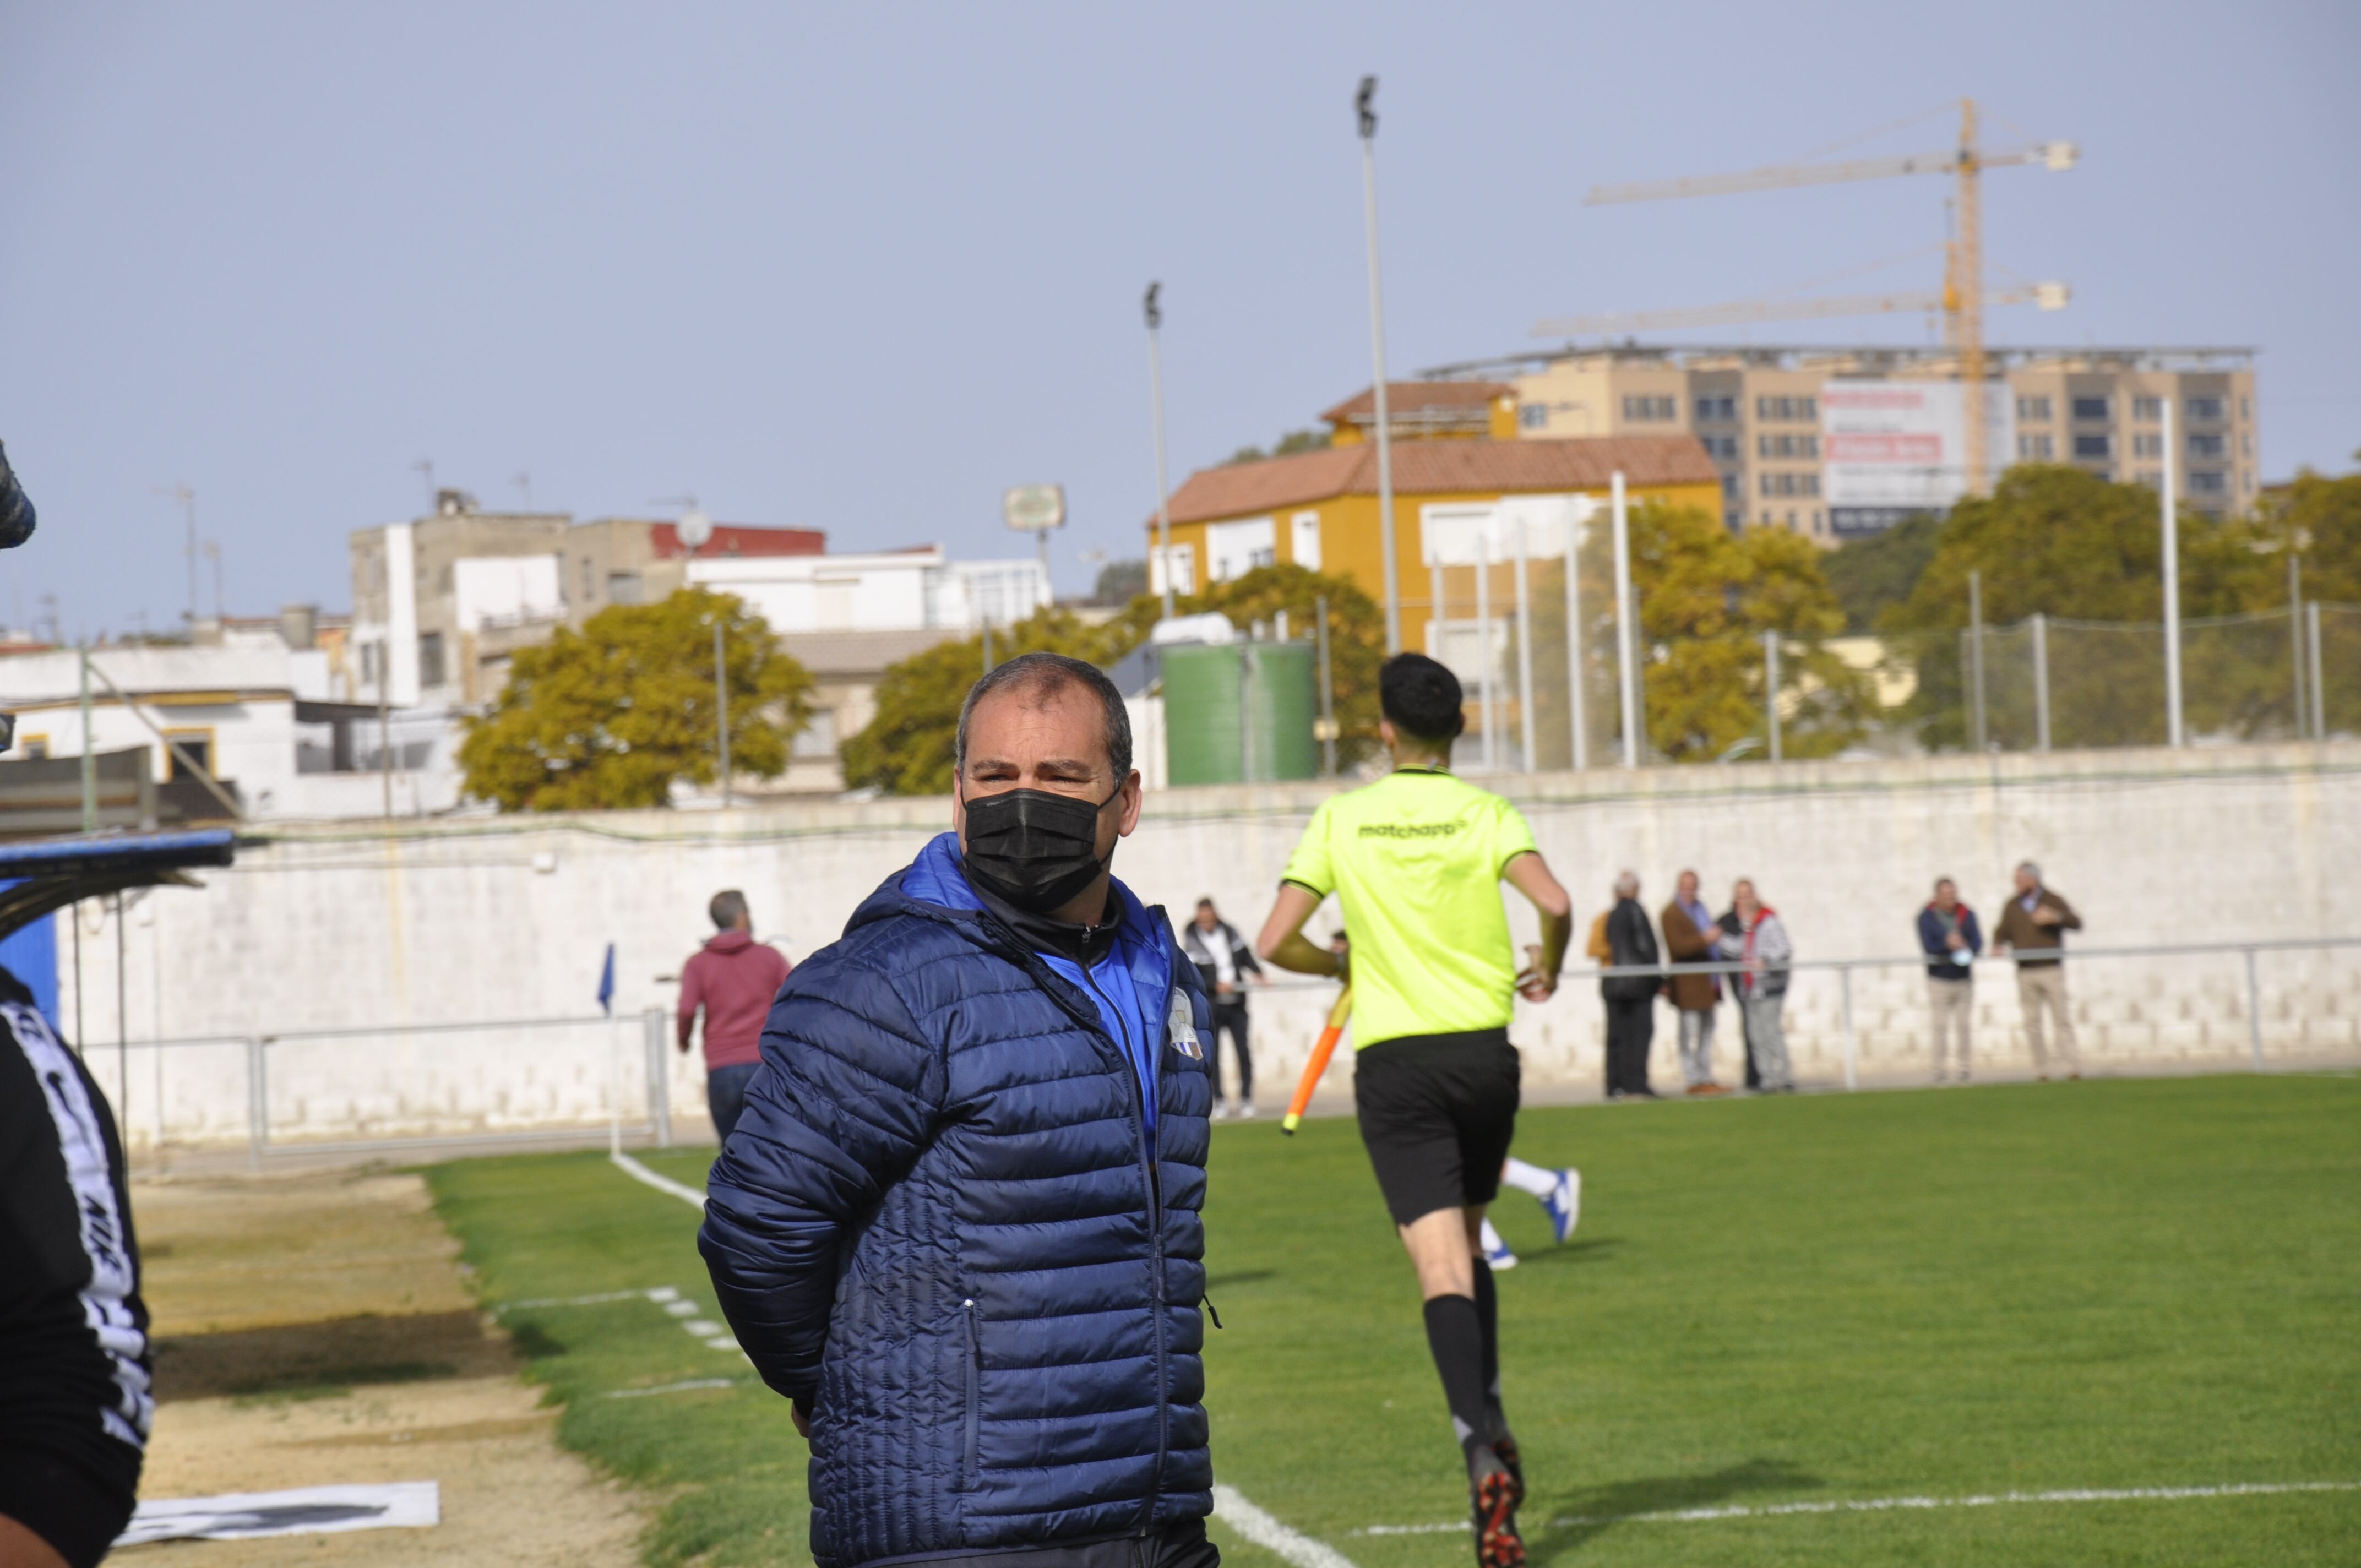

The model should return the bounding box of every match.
[1256,883,1342,978]
[1503,852,1574,1001]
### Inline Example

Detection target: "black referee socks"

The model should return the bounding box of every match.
[1472,1257,1505,1433]
[1422,1292,1492,1457]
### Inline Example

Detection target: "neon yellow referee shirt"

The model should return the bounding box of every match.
[1280,768,1539,1049]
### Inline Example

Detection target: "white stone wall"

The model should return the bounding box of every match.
[53,744,2361,1152]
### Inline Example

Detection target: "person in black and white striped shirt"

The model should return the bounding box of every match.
[0,965,150,1568]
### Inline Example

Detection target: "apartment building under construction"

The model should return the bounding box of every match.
[1421,344,2259,543]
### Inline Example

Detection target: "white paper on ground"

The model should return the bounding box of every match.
[116,1481,440,1545]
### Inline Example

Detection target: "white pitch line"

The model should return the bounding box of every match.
[1212,1485,1361,1568]
[1351,1479,2361,1536]
[611,1150,709,1209]
[601,1378,739,1400]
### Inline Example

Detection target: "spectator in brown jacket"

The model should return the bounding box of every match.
[1993,861,2082,1080]
[1660,869,1726,1095]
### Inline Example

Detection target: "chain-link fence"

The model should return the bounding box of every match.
[1409,526,2352,769]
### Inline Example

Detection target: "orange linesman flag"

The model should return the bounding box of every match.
[1281,987,1354,1135]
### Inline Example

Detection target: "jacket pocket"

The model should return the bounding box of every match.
[960,1298,981,1491]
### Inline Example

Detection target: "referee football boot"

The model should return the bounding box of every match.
[1467,1442,1525,1568]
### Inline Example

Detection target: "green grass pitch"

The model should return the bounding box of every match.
[426,1074,2361,1566]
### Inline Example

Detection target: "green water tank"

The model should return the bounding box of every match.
[1161,641,1319,786]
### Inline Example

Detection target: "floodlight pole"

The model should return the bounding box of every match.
[1315,594,1337,778]
[1358,77,1401,655]
[1145,284,1176,622]
[1565,505,1586,770]
[1968,569,1988,753]
[2287,552,2304,739]
[2162,400,2184,748]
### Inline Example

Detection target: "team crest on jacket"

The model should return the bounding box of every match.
[1168,991,1203,1059]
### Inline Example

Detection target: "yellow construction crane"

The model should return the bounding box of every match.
[1534,279,2069,338]
[1580,99,2076,494]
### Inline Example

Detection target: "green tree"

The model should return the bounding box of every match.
[458,589,814,812]
[1822,511,1943,633]
[1225,428,1332,465]
[843,564,1386,796]
[1091,558,1148,605]
[1881,464,2269,750]
[2253,465,2361,605]
[840,609,1134,797]
[1538,503,1871,763]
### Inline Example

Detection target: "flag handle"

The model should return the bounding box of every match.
[1281,987,1354,1135]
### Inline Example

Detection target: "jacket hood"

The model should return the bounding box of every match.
[704,929,757,953]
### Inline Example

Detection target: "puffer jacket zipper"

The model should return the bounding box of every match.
[961,1297,981,1490]
[1080,959,1169,1535]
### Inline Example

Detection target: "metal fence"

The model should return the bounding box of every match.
[79,937,2359,1166]
[1412,530,2355,769]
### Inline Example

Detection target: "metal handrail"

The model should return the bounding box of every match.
[1234,934,2361,989]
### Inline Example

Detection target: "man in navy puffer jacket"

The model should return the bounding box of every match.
[701,654,1217,1568]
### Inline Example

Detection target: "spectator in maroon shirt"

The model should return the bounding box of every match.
[678,889,793,1141]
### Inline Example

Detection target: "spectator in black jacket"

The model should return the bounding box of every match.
[1182,898,1263,1119]
[1600,871,1661,1100]
[1917,878,1983,1083]
[1,966,149,1568]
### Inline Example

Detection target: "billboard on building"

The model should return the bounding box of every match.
[1823,380,2012,537]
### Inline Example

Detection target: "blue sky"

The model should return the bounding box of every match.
[3,1,2355,638]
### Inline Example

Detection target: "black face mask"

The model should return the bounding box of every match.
[961,786,1119,916]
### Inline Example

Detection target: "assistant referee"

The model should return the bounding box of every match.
[1256,654,1573,1568]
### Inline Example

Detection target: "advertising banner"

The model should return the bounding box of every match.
[1823,380,2012,536]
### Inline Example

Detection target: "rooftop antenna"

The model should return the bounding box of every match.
[153,483,197,633]
[410,458,436,514]
[512,471,533,510]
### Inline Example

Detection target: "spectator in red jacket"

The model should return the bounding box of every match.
[678,890,792,1141]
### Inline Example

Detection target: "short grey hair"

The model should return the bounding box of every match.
[1614,870,1640,897]
[954,652,1133,780]
[2017,860,2042,881]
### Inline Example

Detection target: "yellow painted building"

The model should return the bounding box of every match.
[1148,385,1720,656]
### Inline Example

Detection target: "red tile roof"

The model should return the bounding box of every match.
[1320,380,1515,423]
[652,522,827,559]
[1153,435,1720,527]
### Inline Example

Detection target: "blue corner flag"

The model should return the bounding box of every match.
[597,942,616,1016]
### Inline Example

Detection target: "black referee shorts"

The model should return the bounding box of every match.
[1353,1030,1521,1227]
[0,1445,139,1568]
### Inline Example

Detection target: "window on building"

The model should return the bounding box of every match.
[164,732,213,782]
[2016,395,2053,422]
[2072,396,2111,421]
[2018,433,2055,460]
[2074,433,2112,460]
[1519,403,1549,430]
[2245,471,2256,493]
[1800,473,1821,498]
[2188,433,2226,459]
[359,643,379,687]
[417,631,447,689]
[2131,433,2163,459]
[1622,395,1675,422]
[1694,395,1736,423]
[19,736,47,761]
[2188,470,2228,495]
[1722,473,1740,498]
[791,708,838,760]
[2186,396,2226,423]
[2134,470,2162,489]
[581,558,595,603]
[2240,396,2251,422]
[607,572,644,606]
[2131,396,2163,421]
[1754,395,1817,422]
